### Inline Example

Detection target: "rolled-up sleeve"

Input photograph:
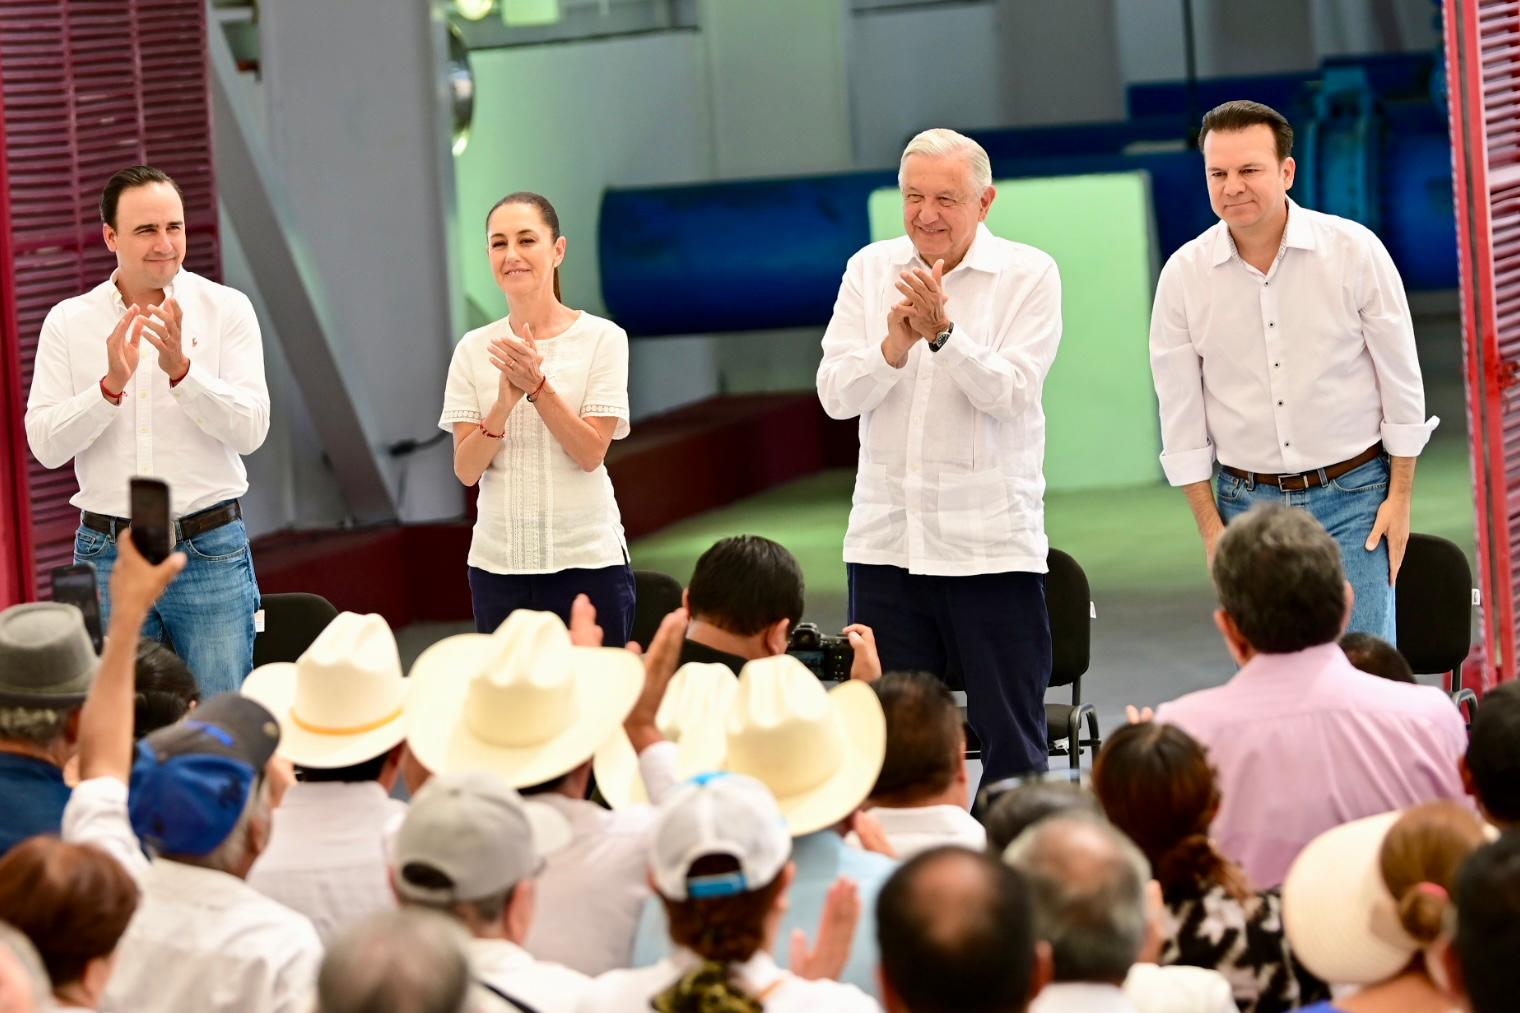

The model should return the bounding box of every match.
[935,260,1062,424]
[1358,236,1437,456]
[1149,259,1216,486]
[816,252,906,420]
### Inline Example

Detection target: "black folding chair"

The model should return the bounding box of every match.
[1394,533,1478,725]
[1045,548,1100,768]
[631,569,683,650]
[252,592,340,667]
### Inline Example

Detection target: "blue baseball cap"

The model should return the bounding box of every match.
[129,695,281,857]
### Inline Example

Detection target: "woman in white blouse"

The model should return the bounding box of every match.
[440,192,636,643]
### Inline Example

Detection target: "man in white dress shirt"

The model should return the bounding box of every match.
[817,128,1063,780]
[1149,101,1435,640]
[26,164,270,696]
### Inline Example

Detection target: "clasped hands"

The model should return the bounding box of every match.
[883,260,951,367]
[489,322,547,402]
[104,300,189,393]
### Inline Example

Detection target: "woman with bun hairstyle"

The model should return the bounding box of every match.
[1282,800,1488,1013]
[1093,721,1327,1013]
[440,191,636,642]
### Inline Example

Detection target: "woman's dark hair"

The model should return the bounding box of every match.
[100,165,182,229]
[0,837,139,987]
[134,638,200,740]
[1092,722,1253,902]
[654,855,786,1012]
[486,191,562,302]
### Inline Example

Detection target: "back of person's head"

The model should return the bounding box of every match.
[1002,814,1149,985]
[0,837,138,998]
[295,750,392,785]
[0,921,52,1013]
[1454,832,1520,1013]
[1092,722,1251,901]
[0,602,98,755]
[686,536,804,637]
[1212,504,1346,653]
[317,909,470,1013]
[877,847,1040,1013]
[1380,800,1489,948]
[870,672,964,807]
[133,638,199,740]
[1338,632,1415,683]
[982,780,1101,856]
[1467,682,1520,827]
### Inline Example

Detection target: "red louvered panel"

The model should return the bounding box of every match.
[0,0,219,606]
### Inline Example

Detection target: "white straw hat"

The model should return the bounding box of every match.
[405,610,644,788]
[242,612,409,768]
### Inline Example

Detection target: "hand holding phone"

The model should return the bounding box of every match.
[50,563,103,654]
[129,477,173,564]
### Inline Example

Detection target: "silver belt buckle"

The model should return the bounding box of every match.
[1277,472,1310,492]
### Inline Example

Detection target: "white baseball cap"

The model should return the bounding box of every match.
[650,772,791,902]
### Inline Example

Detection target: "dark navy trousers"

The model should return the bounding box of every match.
[847,563,1051,781]
[468,563,637,647]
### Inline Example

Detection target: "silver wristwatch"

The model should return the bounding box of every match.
[929,324,953,352]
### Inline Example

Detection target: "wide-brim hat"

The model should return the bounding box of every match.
[593,662,738,809]
[0,603,98,707]
[406,610,644,789]
[695,655,885,837]
[242,612,411,769]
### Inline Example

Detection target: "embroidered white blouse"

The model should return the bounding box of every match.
[439,312,631,574]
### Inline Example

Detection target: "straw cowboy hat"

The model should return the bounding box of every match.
[686,654,885,836]
[406,610,644,789]
[242,612,410,769]
[593,662,738,809]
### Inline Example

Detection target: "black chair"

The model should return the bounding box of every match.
[252,592,340,667]
[631,569,684,650]
[1394,532,1478,724]
[1045,548,1100,769]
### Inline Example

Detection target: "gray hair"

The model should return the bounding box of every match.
[0,920,53,1012]
[0,705,74,748]
[168,777,271,875]
[1212,503,1347,653]
[400,882,513,932]
[898,128,993,193]
[318,909,471,1013]
[1003,813,1149,984]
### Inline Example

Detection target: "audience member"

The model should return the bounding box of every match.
[0,604,93,857]
[681,535,806,672]
[1153,505,1466,886]
[317,909,471,1013]
[1462,680,1520,830]
[594,662,737,809]
[0,922,50,1013]
[1282,801,1489,1013]
[1092,722,1326,1012]
[406,604,685,974]
[860,673,984,856]
[981,779,1100,856]
[131,639,199,740]
[393,771,587,1012]
[0,838,137,1012]
[877,846,1046,1013]
[59,535,323,1013]
[1338,633,1415,684]
[1449,831,1520,1013]
[578,772,877,1011]
[242,612,411,942]
[633,654,893,994]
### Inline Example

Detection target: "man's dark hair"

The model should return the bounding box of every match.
[1468,682,1520,825]
[296,751,392,785]
[685,535,804,637]
[1199,100,1294,161]
[1454,833,1520,1013]
[877,847,1038,1013]
[871,672,963,805]
[133,638,200,740]
[1212,504,1346,653]
[982,781,1102,857]
[1339,632,1415,683]
[100,165,182,229]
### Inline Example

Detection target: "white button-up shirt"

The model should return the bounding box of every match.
[854,803,987,858]
[469,937,590,1013]
[574,949,881,1013]
[246,781,408,943]
[25,269,270,517]
[61,778,323,1013]
[439,312,631,575]
[817,224,1062,576]
[1149,199,1436,486]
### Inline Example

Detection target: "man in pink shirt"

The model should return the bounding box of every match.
[1155,504,1466,887]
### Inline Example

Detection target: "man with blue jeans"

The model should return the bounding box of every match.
[1150,101,1434,640]
[26,165,269,695]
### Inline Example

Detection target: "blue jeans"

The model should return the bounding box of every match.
[74,511,261,698]
[1215,455,1395,642]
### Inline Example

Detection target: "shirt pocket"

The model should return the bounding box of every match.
[935,471,1013,545]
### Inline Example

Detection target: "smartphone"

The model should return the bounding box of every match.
[129,477,173,564]
[50,563,103,654]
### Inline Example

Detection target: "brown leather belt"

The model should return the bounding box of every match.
[1220,444,1384,492]
[82,500,242,544]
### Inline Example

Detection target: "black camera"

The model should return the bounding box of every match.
[786,622,854,682]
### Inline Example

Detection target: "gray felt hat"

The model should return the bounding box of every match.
[0,603,98,708]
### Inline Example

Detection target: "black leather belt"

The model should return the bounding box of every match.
[81,500,242,543]
[1220,444,1383,492]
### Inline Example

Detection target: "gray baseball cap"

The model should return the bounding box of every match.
[393,771,570,904]
[0,603,98,708]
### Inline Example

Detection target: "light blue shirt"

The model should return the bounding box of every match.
[630,829,897,996]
